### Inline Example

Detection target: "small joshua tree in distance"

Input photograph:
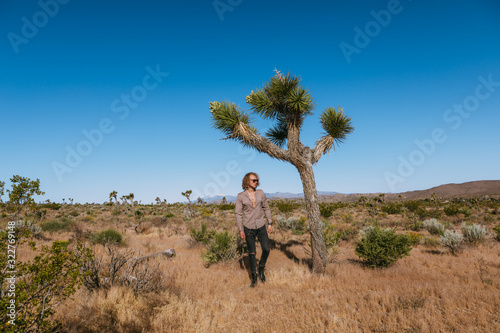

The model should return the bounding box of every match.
[109,191,118,205]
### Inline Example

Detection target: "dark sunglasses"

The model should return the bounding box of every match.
[251,179,259,182]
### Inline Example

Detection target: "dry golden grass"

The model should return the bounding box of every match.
[3,201,500,332]
[52,228,500,332]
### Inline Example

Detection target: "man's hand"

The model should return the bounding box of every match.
[240,231,245,239]
[268,225,273,234]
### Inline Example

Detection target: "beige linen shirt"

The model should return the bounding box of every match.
[235,189,272,232]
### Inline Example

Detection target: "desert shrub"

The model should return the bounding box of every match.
[111,210,121,215]
[218,203,235,211]
[275,200,299,213]
[407,232,423,246]
[339,226,359,241]
[403,200,422,212]
[483,214,494,223]
[355,226,413,268]
[423,236,440,247]
[439,230,464,254]
[0,238,93,332]
[319,203,335,218]
[90,228,123,245]
[443,204,460,216]
[191,223,216,244]
[323,224,342,248]
[81,245,166,294]
[408,220,424,231]
[201,208,212,218]
[10,219,43,237]
[341,213,354,224]
[164,213,174,218]
[69,211,79,217]
[461,223,487,245]
[460,207,472,217]
[202,231,239,267]
[381,202,402,214]
[423,218,445,235]
[39,202,62,210]
[40,219,73,232]
[493,224,500,241]
[276,215,307,235]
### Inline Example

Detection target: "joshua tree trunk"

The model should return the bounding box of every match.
[297,162,327,274]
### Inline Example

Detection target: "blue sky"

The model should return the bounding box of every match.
[1,0,499,204]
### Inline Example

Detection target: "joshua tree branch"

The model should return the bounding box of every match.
[311,136,334,164]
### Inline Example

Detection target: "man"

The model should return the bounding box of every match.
[235,172,273,287]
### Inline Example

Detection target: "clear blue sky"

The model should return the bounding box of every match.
[1,0,499,204]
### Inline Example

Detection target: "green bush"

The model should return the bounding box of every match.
[69,211,79,217]
[319,203,335,218]
[164,213,174,218]
[381,202,402,214]
[404,200,422,213]
[218,203,235,211]
[0,237,93,332]
[323,224,342,248]
[40,219,73,232]
[90,228,123,245]
[493,224,500,241]
[275,200,299,213]
[355,226,413,268]
[191,223,216,244]
[202,231,239,267]
[443,204,460,216]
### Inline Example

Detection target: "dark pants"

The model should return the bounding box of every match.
[244,225,270,275]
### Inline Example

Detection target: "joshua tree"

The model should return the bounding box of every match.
[128,193,135,209]
[109,191,118,205]
[209,70,354,274]
[181,190,192,206]
[155,197,161,205]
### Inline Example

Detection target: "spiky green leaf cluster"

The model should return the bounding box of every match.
[245,72,314,145]
[209,100,256,138]
[320,106,354,149]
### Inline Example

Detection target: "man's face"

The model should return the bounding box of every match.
[249,175,259,189]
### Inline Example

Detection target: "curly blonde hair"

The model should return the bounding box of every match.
[242,172,259,190]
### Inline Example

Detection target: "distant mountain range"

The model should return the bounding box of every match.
[202,180,500,203]
[203,191,338,203]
